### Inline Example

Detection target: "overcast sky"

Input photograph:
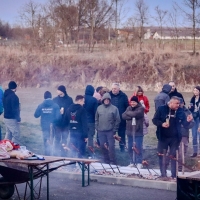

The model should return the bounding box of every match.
[0,0,185,26]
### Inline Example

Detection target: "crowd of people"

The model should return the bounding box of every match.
[0,81,200,180]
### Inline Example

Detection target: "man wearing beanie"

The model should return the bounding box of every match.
[122,96,144,169]
[95,93,120,164]
[53,85,73,156]
[3,81,21,143]
[34,91,61,156]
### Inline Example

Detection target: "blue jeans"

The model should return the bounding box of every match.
[192,117,200,154]
[128,135,143,164]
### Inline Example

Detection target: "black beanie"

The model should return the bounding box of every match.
[44,91,52,99]
[57,85,66,94]
[130,96,139,103]
[195,86,200,92]
[8,81,17,89]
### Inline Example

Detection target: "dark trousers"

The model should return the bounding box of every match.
[87,123,95,148]
[118,123,126,150]
[98,130,116,164]
[128,135,143,164]
[157,137,180,178]
[42,130,52,156]
[53,126,69,156]
[70,131,86,158]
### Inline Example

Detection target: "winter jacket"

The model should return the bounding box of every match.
[122,104,144,137]
[130,93,150,113]
[189,96,200,116]
[154,84,172,111]
[181,106,194,137]
[143,114,149,135]
[65,103,88,139]
[152,105,190,142]
[95,93,121,132]
[169,88,185,104]
[3,89,21,122]
[84,85,98,123]
[109,90,129,127]
[0,86,3,115]
[53,94,73,127]
[34,99,61,131]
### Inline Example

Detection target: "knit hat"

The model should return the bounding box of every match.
[57,85,66,94]
[44,91,52,99]
[130,96,139,103]
[8,81,17,90]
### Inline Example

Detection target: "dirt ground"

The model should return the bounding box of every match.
[0,87,196,167]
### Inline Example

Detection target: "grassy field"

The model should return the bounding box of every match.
[0,87,197,168]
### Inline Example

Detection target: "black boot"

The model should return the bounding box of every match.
[190,153,197,157]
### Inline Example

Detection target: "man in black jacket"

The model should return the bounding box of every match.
[109,83,129,152]
[3,81,21,143]
[169,81,185,104]
[65,95,88,158]
[53,85,73,156]
[152,96,193,179]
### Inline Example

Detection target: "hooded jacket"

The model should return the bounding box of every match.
[84,85,98,123]
[34,99,61,131]
[169,88,185,104]
[53,93,73,127]
[65,103,88,139]
[122,103,144,137]
[109,90,129,126]
[154,84,172,111]
[3,89,21,122]
[95,93,121,132]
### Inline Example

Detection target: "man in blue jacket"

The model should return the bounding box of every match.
[3,81,21,143]
[84,85,98,150]
[34,91,61,155]
[152,96,193,179]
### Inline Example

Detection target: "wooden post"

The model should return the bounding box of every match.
[176,150,179,177]
[182,142,185,175]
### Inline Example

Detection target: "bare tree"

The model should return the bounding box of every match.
[175,0,200,53]
[152,6,168,49]
[134,0,149,51]
[19,0,42,45]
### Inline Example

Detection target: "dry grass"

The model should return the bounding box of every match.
[0,44,199,91]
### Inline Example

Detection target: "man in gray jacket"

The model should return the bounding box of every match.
[95,93,121,164]
[154,84,172,111]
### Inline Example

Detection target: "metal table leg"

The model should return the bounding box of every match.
[29,166,34,200]
[87,164,90,186]
[81,162,85,187]
[47,164,49,200]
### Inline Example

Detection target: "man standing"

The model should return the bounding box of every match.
[154,84,172,111]
[109,83,129,152]
[95,93,121,164]
[53,85,73,156]
[3,81,21,143]
[152,96,193,179]
[84,85,98,149]
[65,95,88,158]
[169,81,185,104]
[34,91,61,156]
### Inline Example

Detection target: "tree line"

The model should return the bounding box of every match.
[1,0,200,53]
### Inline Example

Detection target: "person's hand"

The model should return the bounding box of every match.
[60,107,64,115]
[84,138,88,142]
[198,127,200,132]
[187,114,193,122]
[162,122,169,128]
